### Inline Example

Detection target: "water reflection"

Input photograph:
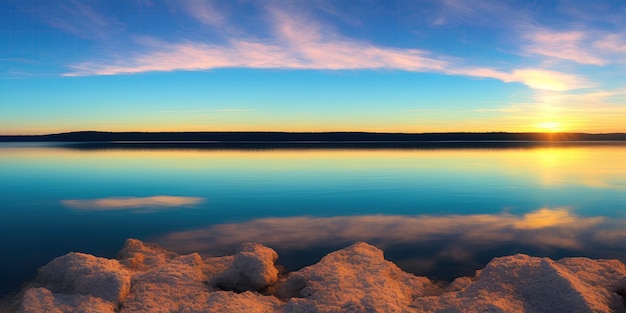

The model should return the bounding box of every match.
[154,208,621,281]
[3,145,626,192]
[503,147,626,190]
[61,195,204,211]
[2,143,626,294]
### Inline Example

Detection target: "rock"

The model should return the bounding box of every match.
[120,253,209,313]
[211,243,279,292]
[413,254,626,312]
[18,287,116,313]
[117,238,178,271]
[203,291,284,313]
[444,276,473,292]
[36,252,131,303]
[280,242,441,313]
[11,239,626,313]
[202,255,235,277]
[557,257,626,290]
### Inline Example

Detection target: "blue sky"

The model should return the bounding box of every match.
[1,0,626,134]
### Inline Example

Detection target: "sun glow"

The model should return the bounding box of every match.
[536,121,562,133]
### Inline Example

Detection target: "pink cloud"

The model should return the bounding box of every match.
[63,4,451,75]
[594,34,626,54]
[64,6,591,92]
[524,29,606,65]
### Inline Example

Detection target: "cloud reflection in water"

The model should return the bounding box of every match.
[154,208,620,281]
[62,195,204,211]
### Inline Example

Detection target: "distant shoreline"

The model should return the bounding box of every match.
[4,141,626,151]
[2,131,626,143]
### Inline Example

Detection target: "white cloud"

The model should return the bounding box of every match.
[62,195,204,211]
[511,69,593,91]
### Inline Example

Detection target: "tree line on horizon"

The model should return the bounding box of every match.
[1,131,626,142]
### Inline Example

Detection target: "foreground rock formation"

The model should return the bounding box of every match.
[10,239,626,313]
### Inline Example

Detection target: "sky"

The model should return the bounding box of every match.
[1,0,626,135]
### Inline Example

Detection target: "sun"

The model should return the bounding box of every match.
[536,122,562,133]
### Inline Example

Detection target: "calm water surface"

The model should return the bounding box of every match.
[2,143,626,296]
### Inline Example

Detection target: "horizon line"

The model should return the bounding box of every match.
[2,130,626,137]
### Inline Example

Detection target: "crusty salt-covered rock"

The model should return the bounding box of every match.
[280,242,441,313]
[121,253,208,313]
[11,239,626,313]
[36,252,131,303]
[557,257,626,290]
[211,243,279,292]
[202,255,235,277]
[18,287,116,313]
[203,291,284,312]
[121,250,281,313]
[117,238,178,271]
[413,254,626,312]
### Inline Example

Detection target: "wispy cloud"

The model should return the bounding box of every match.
[429,0,522,27]
[532,88,626,107]
[155,208,612,272]
[63,4,590,92]
[523,29,606,65]
[441,67,592,92]
[62,195,204,211]
[510,69,593,91]
[180,0,224,27]
[34,0,123,40]
[521,24,626,67]
[65,21,449,75]
[594,34,626,54]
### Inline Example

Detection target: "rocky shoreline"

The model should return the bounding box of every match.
[5,239,626,312]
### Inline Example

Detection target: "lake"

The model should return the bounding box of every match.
[2,142,626,297]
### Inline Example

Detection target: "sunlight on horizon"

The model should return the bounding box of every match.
[536,122,562,133]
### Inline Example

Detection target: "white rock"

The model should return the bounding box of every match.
[211,243,279,292]
[413,254,626,312]
[281,242,441,313]
[557,257,626,289]
[18,287,116,313]
[120,253,209,313]
[36,252,131,303]
[13,240,626,313]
